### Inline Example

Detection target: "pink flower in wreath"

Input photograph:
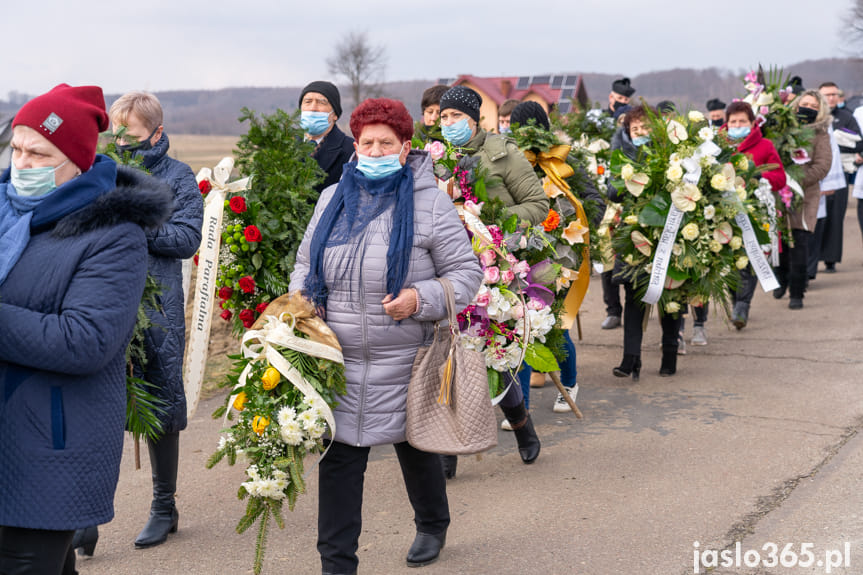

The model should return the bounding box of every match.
[475,289,491,308]
[791,148,811,165]
[479,249,497,267]
[512,260,531,278]
[424,140,446,161]
[512,304,525,319]
[500,269,515,285]
[527,298,545,311]
[484,266,500,284]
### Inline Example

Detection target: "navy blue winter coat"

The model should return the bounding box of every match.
[313,124,354,192]
[0,159,172,530]
[133,134,204,434]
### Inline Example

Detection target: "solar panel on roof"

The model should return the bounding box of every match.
[560,87,575,100]
[557,101,572,114]
[516,76,531,90]
[564,75,578,87]
[551,76,564,89]
[532,75,551,85]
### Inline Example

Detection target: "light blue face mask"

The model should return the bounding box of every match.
[499,125,511,136]
[300,111,332,136]
[356,147,406,179]
[838,101,846,109]
[728,126,751,140]
[442,118,473,146]
[10,160,69,197]
[632,135,650,147]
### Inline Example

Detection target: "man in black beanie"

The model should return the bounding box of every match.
[607,77,635,116]
[299,80,354,192]
[706,98,726,127]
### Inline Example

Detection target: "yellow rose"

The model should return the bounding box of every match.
[233,391,248,412]
[730,236,743,250]
[681,222,700,241]
[666,164,684,182]
[621,163,634,181]
[680,255,695,268]
[710,174,728,191]
[624,214,640,225]
[252,415,270,436]
[665,301,681,314]
[736,156,750,172]
[688,110,705,123]
[736,186,747,201]
[261,367,281,391]
[709,240,722,253]
[736,256,749,269]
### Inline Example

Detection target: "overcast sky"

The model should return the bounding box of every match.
[4,0,855,97]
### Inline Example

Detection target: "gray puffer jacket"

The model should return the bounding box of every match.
[290,150,483,447]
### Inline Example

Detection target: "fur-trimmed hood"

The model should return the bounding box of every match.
[54,164,173,238]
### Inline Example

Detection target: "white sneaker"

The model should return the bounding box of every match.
[677,333,687,355]
[691,326,708,346]
[501,419,513,431]
[553,384,579,413]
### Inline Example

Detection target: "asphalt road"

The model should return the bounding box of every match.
[78,201,863,575]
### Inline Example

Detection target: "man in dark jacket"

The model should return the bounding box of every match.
[706,98,726,127]
[818,82,863,272]
[299,81,354,192]
[606,77,635,117]
[104,91,204,550]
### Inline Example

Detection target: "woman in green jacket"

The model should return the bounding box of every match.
[438,86,548,477]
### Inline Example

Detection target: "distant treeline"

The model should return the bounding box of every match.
[3,59,862,135]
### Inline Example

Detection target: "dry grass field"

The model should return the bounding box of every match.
[168,134,239,174]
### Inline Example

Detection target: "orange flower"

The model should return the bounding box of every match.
[597,165,605,176]
[542,209,561,232]
[233,391,248,411]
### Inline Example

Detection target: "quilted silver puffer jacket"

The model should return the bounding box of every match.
[290,150,483,446]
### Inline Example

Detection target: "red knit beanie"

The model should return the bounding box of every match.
[12,84,109,172]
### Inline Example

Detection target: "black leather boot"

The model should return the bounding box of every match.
[135,432,180,549]
[440,455,457,480]
[659,346,677,376]
[500,402,540,464]
[406,529,446,567]
[71,525,99,557]
[613,354,641,381]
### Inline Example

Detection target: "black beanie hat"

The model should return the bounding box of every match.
[788,76,804,95]
[612,77,636,98]
[510,101,550,131]
[439,86,482,123]
[706,98,726,111]
[299,81,342,118]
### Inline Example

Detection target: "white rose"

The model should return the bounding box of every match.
[689,110,705,123]
[666,164,684,182]
[710,174,728,191]
[621,164,634,181]
[736,256,749,270]
[681,222,700,241]
[665,301,681,314]
[730,236,743,250]
[704,205,716,220]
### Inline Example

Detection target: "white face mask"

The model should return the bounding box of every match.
[10,160,69,197]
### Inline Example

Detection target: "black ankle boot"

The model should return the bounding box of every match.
[406,529,446,567]
[500,402,540,464]
[71,525,99,557]
[659,346,677,376]
[613,354,641,381]
[135,432,180,549]
[440,455,457,480]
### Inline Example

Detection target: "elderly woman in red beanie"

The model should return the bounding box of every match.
[290,98,482,574]
[0,84,172,574]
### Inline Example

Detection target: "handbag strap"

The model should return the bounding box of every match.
[436,276,459,329]
[434,277,460,405]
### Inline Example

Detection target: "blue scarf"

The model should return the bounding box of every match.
[305,161,415,313]
[0,155,118,285]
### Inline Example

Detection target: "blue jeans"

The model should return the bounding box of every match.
[513,331,578,410]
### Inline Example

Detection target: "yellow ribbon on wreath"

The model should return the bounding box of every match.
[525,144,590,330]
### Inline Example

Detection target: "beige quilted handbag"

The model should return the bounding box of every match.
[406,277,497,455]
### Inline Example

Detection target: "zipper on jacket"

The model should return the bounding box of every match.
[356,239,371,447]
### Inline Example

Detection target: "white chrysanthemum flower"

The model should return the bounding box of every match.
[304,439,318,451]
[307,424,325,439]
[298,410,317,429]
[302,395,316,408]
[280,420,304,446]
[698,126,714,141]
[246,465,260,481]
[277,406,296,427]
[704,205,716,220]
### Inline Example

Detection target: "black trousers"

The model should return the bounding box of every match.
[601,270,622,317]
[0,527,76,575]
[318,440,450,574]
[858,198,863,246]
[733,267,759,306]
[775,229,811,299]
[622,282,682,356]
[692,303,709,327]
[808,217,826,278]
[820,185,848,264]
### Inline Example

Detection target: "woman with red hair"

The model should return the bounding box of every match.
[290,98,482,574]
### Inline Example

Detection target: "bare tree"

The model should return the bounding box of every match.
[326,31,387,106]
[850,0,863,53]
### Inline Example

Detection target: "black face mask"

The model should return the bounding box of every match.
[115,126,159,155]
[612,100,626,112]
[797,107,818,125]
[710,118,724,128]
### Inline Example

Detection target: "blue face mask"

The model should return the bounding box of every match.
[442,118,473,146]
[499,125,511,135]
[728,126,751,140]
[356,146,406,179]
[301,111,332,136]
[10,160,69,197]
[632,135,650,147]
[838,101,846,109]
